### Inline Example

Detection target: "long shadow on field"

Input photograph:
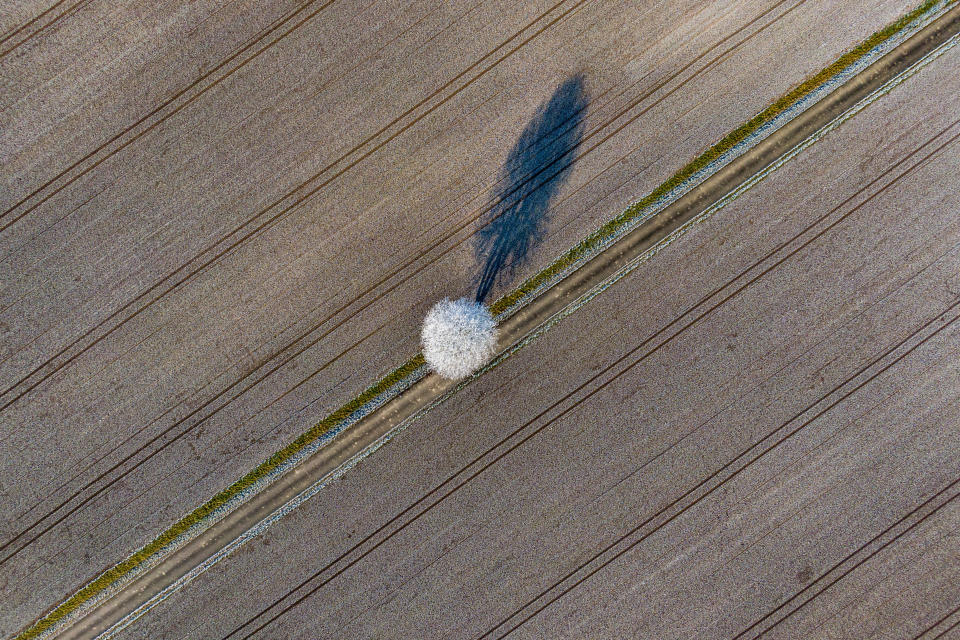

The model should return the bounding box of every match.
[475,74,588,304]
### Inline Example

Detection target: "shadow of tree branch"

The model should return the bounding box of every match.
[475,74,588,304]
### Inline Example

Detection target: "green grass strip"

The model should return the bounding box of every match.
[490,0,949,315]
[16,354,425,640]
[14,1,951,638]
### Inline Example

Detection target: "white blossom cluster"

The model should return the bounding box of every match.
[421,298,498,380]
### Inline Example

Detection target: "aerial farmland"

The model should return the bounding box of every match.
[2,1,960,638]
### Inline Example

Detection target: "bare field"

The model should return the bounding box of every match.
[2,0,959,638]
[114,35,960,640]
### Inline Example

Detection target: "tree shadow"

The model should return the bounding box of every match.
[474,74,588,304]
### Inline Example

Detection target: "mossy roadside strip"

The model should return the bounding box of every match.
[15,1,955,638]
